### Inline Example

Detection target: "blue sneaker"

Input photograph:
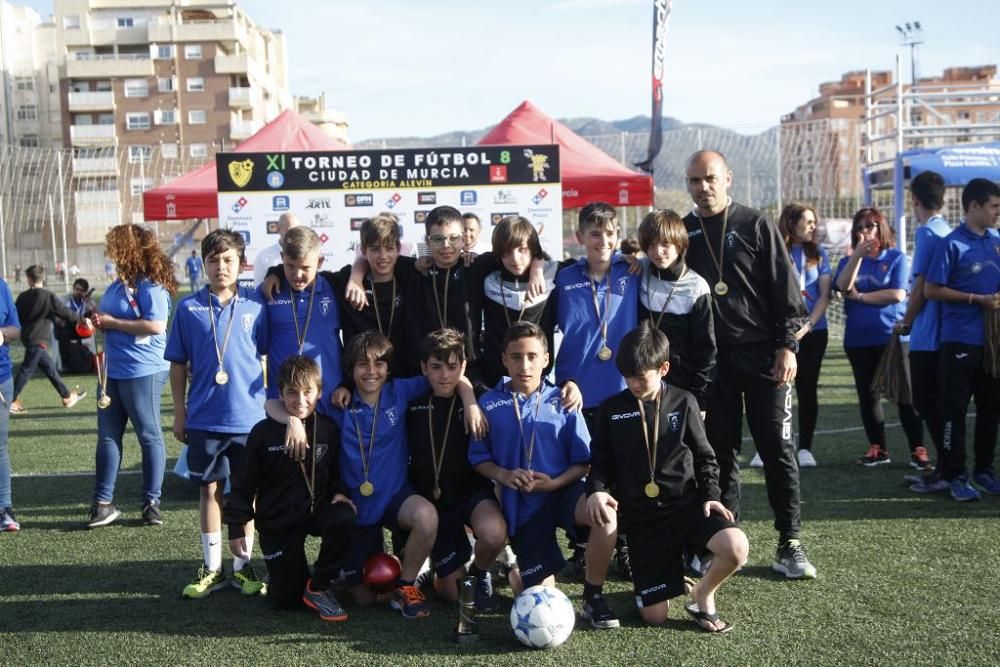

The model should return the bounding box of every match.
[949,477,982,502]
[972,471,1000,495]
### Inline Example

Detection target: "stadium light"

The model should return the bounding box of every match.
[896,21,925,85]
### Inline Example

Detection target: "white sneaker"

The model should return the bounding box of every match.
[748,452,764,468]
[797,449,817,468]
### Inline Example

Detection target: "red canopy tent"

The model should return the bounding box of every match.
[477,100,653,209]
[142,110,350,221]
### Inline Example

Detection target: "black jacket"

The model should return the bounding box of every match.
[15,287,82,346]
[224,415,347,539]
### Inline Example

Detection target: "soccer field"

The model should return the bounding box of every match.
[1,342,997,666]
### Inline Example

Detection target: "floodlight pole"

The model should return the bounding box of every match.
[895,22,924,85]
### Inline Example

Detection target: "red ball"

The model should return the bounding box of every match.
[362,553,401,594]
[76,319,95,338]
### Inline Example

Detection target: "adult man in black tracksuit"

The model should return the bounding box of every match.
[682,150,816,579]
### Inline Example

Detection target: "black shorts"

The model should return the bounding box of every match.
[626,505,737,608]
[510,481,585,589]
[432,488,498,579]
[184,430,248,485]
[340,484,414,586]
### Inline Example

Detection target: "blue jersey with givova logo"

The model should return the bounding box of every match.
[555,256,638,408]
[469,380,590,534]
[260,277,341,417]
[164,286,267,433]
[330,376,429,526]
[926,224,1000,346]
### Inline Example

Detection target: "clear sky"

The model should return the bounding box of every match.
[15,0,1000,141]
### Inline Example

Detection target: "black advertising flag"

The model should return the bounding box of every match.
[635,0,672,174]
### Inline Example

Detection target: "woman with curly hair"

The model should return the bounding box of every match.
[87,224,178,529]
[834,207,927,469]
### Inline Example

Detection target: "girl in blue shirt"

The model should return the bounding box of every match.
[778,204,831,468]
[88,224,177,529]
[834,207,925,468]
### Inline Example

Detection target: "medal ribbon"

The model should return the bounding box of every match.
[368,274,397,337]
[588,269,610,350]
[636,387,662,489]
[297,414,319,513]
[427,395,457,498]
[207,291,238,376]
[646,266,684,330]
[290,281,316,355]
[501,277,528,326]
[431,267,450,328]
[351,394,381,489]
[695,204,730,289]
[512,388,544,472]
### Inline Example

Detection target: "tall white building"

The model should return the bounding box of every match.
[0,1,62,148]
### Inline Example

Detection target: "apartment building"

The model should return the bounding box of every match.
[54,0,292,243]
[0,0,62,148]
[779,66,1000,202]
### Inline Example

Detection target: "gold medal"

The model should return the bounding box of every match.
[360,480,375,497]
[215,369,229,385]
[598,345,613,361]
[98,395,111,409]
[432,486,441,500]
[714,281,728,296]
[644,481,660,498]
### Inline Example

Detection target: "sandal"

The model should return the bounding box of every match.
[684,601,734,634]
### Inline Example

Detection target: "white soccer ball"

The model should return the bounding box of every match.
[509,584,576,649]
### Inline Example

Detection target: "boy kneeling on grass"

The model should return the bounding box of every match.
[224,355,357,622]
[587,322,748,632]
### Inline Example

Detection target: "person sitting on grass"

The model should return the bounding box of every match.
[587,323,748,632]
[225,355,357,622]
[9,264,86,414]
[166,230,269,600]
[469,321,619,630]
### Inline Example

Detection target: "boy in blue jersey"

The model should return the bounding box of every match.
[925,178,1000,502]
[587,323,747,632]
[225,356,356,622]
[0,279,21,532]
[555,202,638,428]
[260,226,342,418]
[166,230,268,599]
[267,331,484,619]
[895,171,952,488]
[469,322,620,629]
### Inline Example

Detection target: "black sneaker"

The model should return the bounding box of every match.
[581,594,620,629]
[559,546,586,583]
[86,502,120,529]
[772,539,817,579]
[474,572,499,612]
[614,543,632,580]
[142,502,163,526]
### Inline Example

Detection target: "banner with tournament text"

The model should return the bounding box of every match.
[215,145,562,285]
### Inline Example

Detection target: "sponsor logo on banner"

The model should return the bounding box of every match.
[493,189,517,204]
[306,198,331,209]
[317,231,330,244]
[266,171,285,189]
[385,193,402,209]
[414,210,430,224]
[231,197,248,213]
[345,193,374,207]
[272,195,290,211]
[235,230,251,245]
[266,154,286,171]
[228,159,254,188]
[311,213,332,226]
[489,165,508,183]
[417,192,437,205]
[460,190,477,206]
[532,189,548,205]
[266,220,280,234]
[491,211,518,226]
[524,148,550,182]
[350,217,367,231]
[618,188,630,205]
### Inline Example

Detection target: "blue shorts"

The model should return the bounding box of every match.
[432,488,499,579]
[184,430,248,486]
[340,484,414,586]
[625,505,737,608]
[510,481,585,589]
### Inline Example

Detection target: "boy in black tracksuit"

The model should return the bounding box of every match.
[586,323,748,632]
[682,150,814,579]
[224,356,356,621]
